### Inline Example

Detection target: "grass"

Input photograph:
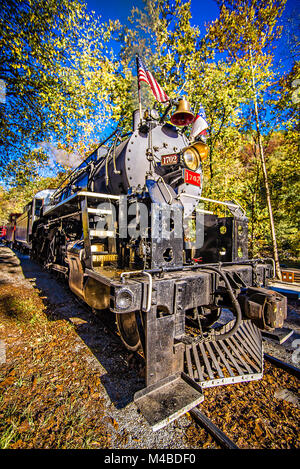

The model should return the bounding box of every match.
[0,282,124,449]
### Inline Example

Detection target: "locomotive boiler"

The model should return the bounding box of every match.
[7,99,287,430]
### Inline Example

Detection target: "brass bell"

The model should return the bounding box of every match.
[170,98,195,127]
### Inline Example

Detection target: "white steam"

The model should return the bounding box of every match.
[39,142,83,169]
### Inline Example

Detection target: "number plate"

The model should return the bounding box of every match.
[161,154,178,166]
[184,169,201,187]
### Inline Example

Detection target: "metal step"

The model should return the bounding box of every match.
[89,229,115,238]
[45,263,68,274]
[92,253,118,266]
[184,320,263,388]
[134,372,204,431]
[87,207,113,215]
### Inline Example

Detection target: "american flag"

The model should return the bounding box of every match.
[137,55,169,103]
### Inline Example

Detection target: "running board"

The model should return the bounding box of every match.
[134,372,204,431]
[45,263,68,275]
[184,320,263,388]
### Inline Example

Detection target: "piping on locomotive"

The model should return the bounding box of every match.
[5,98,287,431]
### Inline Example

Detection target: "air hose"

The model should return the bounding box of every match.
[198,265,242,342]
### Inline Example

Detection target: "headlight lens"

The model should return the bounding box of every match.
[116,288,134,310]
[182,148,200,171]
[182,142,209,170]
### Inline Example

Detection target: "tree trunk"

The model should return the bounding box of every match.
[249,48,282,280]
[209,144,214,179]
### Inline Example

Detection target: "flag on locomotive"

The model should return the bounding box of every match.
[136,55,169,103]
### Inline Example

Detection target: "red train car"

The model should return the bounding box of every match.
[4,213,21,246]
[0,225,6,238]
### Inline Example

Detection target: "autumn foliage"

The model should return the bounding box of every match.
[0,0,299,263]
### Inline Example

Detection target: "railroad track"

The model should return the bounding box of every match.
[190,407,239,449]
[189,353,300,449]
[264,353,300,379]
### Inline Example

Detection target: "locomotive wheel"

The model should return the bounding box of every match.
[116,312,143,352]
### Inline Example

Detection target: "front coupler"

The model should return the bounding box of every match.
[238,286,287,331]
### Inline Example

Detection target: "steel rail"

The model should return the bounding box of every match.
[264,353,300,379]
[190,407,239,449]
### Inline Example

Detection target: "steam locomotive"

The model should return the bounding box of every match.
[5,99,287,430]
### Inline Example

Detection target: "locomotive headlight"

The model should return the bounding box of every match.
[116,288,134,310]
[182,141,209,170]
[182,148,200,171]
[192,141,209,161]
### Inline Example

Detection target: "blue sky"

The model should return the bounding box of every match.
[85,0,298,28]
[85,0,299,71]
[86,0,219,28]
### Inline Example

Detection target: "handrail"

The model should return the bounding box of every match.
[44,191,120,216]
[178,193,246,216]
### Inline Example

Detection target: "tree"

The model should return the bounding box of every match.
[207,0,287,278]
[0,0,121,182]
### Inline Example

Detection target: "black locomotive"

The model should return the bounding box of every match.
[6,99,287,430]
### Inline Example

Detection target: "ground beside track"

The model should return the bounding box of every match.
[0,246,299,449]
